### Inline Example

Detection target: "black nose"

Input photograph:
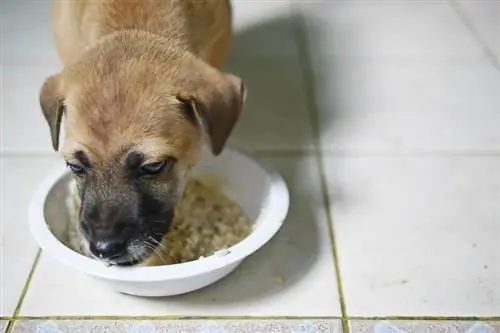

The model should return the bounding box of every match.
[89,239,127,260]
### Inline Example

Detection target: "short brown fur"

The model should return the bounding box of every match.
[40,0,246,266]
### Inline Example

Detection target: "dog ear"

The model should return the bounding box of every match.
[40,74,65,151]
[177,70,246,156]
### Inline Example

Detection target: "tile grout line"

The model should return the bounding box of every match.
[449,0,500,73]
[5,250,42,333]
[312,146,350,333]
[289,5,350,333]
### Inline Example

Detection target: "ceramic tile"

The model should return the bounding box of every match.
[296,1,485,60]
[1,65,61,154]
[0,156,63,316]
[350,320,500,333]
[323,156,500,316]
[227,1,313,150]
[226,57,314,151]
[12,320,341,333]
[231,0,297,58]
[0,0,60,66]
[21,157,341,316]
[311,58,500,152]
[457,1,500,61]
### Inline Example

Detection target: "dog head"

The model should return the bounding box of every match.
[40,32,245,266]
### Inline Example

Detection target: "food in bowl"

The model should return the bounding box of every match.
[30,148,289,296]
[66,178,253,266]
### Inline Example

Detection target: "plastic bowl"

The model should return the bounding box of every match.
[28,147,289,297]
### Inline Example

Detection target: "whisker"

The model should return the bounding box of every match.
[148,236,166,251]
[145,238,171,264]
[148,237,166,253]
[153,247,169,264]
[152,233,186,253]
[150,236,182,263]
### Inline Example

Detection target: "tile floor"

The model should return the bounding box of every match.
[1,0,499,332]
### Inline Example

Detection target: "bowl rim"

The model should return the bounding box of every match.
[28,147,290,282]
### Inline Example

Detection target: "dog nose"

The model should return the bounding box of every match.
[89,239,127,260]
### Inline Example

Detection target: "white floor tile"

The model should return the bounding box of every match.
[0,156,63,316]
[21,157,341,316]
[312,58,500,152]
[1,65,61,154]
[0,0,60,66]
[232,0,297,58]
[226,57,314,151]
[297,1,485,60]
[323,156,500,316]
[350,320,500,333]
[225,1,311,150]
[458,1,500,61]
[12,320,342,333]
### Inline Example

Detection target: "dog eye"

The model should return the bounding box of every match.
[66,162,86,175]
[140,159,175,175]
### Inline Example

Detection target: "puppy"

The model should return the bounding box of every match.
[40,0,246,266]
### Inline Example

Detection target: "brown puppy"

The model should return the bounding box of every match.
[40,0,246,266]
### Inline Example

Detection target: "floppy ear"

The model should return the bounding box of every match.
[177,69,246,156]
[39,74,65,151]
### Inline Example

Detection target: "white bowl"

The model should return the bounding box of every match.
[29,147,289,297]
